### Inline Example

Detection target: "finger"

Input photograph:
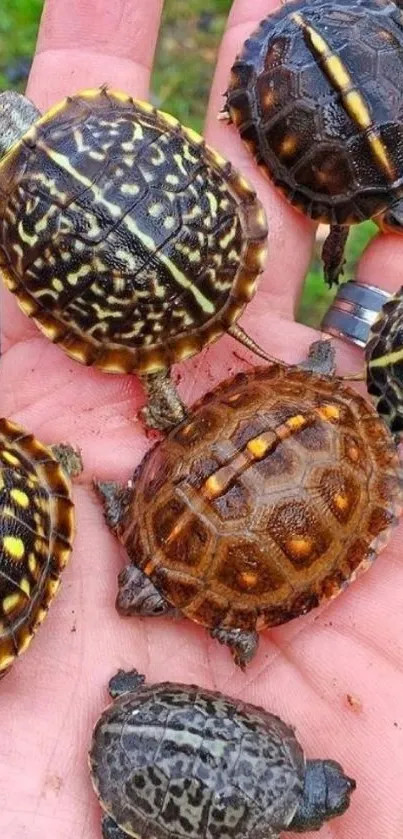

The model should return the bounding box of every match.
[27,0,164,108]
[1,0,164,352]
[358,233,403,294]
[204,0,316,321]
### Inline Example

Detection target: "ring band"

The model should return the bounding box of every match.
[320,281,391,347]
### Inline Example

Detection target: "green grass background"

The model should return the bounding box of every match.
[0,0,376,327]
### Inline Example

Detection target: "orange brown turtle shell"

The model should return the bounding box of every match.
[0,87,268,429]
[0,418,77,676]
[97,359,403,667]
[223,0,403,286]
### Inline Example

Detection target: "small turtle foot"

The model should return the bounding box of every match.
[108,669,146,699]
[298,339,336,376]
[322,225,349,287]
[102,814,128,839]
[95,480,132,533]
[0,91,41,157]
[50,443,83,478]
[117,564,179,618]
[140,371,187,431]
[210,627,259,669]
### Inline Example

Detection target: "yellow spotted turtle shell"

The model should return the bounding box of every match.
[116,365,403,632]
[0,88,267,376]
[365,286,403,434]
[89,680,306,839]
[0,418,74,674]
[226,0,403,224]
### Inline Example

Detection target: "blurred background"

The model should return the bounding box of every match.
[0,0,377,328]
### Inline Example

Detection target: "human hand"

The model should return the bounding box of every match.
[1,1,402,837]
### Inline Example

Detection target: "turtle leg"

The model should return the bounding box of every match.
[210,627,259,669]
[140,371,187,431]
[102,814,128,839]
[117,564,180,618]
[108,669,146,699]
[0,91,41,156]
[95,480,134,534]
[50,443,83,478]
[322,225,349,287]
[297,339,336,376]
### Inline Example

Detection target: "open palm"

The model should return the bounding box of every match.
[1,1,403,837]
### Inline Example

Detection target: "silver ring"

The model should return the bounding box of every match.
[320,281,391,348]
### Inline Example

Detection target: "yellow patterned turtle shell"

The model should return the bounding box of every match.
[0,418,75,676]
[0,88,268,375]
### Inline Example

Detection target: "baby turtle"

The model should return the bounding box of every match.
[323,282,403,435]
[364,287,403,434]
[223,0,403,285]
[97,342,403,667]
[89,669,356,839]
[0,86,268,430]
[0,418,80,676]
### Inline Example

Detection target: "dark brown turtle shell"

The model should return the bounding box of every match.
[365,286,403,434]
[0,88,267,376]
[225,0,403,226]
[89,670,356,839]
[105,365,403,649]
[0,418,75,675]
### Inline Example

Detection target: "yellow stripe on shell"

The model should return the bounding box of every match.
[247,436,271,458]
[368,348,403,368]
[316,404,341,422]
[285,414,307,431]
[291,12,394,179]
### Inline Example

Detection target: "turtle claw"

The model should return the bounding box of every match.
[117,564,178,618]
[210,627,259,669]
[298,339,336,376]
[50,443,83,477]
[95,480,131,533]
[108,669,145,699]
[102,814,128,839]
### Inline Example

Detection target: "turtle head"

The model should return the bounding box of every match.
[288,759,356,833]
[0,91,41,158]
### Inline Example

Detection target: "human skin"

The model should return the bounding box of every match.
[0,0,403,836]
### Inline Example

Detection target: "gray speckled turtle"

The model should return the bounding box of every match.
[88,669,356,839]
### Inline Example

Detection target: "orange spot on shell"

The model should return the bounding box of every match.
[165,521,185,544]
[202,474,224,499]
[238,570,258,590]
[334,492,349,511]
[287,537,314,558]
[347,446,360,462]
[286,414,307,431]
[317,404,341,422]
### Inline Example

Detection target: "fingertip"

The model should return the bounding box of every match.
[26,0,163,107]
[35,0,163,67]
